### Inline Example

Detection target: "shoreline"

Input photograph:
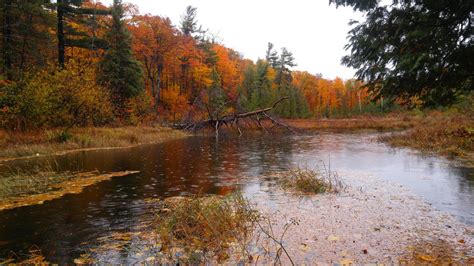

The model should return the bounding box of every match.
[0,126,189,163]
[1,114,472,166]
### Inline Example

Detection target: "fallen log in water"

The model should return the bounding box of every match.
[175,97,297,136]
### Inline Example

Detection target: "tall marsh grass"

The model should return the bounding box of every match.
[0,162,75,199]
[276,166,345,194]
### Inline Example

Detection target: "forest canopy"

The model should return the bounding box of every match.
[2,0,468,130]
[330,0,473,106]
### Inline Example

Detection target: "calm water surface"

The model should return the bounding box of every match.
[0,133,473,263]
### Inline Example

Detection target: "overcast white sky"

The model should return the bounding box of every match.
[101,0,362,79]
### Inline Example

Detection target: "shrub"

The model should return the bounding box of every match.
[46,129,73,143]
[0,60,114,130]
[124,92,153,125]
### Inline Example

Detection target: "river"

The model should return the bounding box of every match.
[0,132,473,263]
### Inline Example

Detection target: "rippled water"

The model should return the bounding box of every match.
[0,133,473,263]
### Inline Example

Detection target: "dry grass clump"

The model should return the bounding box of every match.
[76,194,294,264]
[380,114,474,160]
[154,193,258,263]
[276,167,344,194]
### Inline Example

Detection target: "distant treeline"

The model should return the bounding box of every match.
[0,0,413,130]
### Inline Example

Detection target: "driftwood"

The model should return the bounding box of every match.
[175,97,297,136]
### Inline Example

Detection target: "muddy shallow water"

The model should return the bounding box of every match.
[0,132,473,263]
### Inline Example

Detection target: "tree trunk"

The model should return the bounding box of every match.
[57,0,65,68]
[155,65,163,108]
[358,91,362,112]
[3,0,13,79]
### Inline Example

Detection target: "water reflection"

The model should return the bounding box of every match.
[0,133,472,263]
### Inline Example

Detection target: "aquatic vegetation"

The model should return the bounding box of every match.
[154,193,258,263]
[75,193,262,264]
[76,193,300,264]
[0,245,47,265]
[0,169,139,210]
[0,163,73,199]
[275,167,344,194]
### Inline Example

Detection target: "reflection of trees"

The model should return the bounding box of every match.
[3,133,474,263]
[449,166,474,220]
[232,134,294,176]
[450,166,474,187]
[0,134,299,263]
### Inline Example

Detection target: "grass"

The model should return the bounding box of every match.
[275,167,344,194]
[0,125,188,161]
[75,192,297,264]
[0,246,47,265]
[154,193,258,263]
[0,163,139,210]
[285,115,415,132]
[379,112,474,163]
[0,163,72,199]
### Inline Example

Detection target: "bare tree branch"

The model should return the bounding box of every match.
[174,97,297,135]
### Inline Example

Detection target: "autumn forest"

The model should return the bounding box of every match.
[0,0,376,130]
[0,0,473,264]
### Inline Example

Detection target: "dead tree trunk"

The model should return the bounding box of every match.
[175,97,297,135]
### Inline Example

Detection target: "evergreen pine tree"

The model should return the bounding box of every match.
[331,0,473,106]
[1,0,54,78]
[254,60,272,108]
[56,0,110,68]
[208,68,227,119]
[98,0,143,108]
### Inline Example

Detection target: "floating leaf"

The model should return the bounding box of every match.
[340,258,353,265]
[418,254,436,262]
[299,243,310,251]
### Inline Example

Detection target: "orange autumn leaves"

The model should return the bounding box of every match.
[126,7,369,120]
[291,72,368,117]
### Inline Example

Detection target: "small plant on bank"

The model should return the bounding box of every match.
[277,166,344,194]
[46,129,73,143]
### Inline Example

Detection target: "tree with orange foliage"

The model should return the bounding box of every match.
[130,15,178,109]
